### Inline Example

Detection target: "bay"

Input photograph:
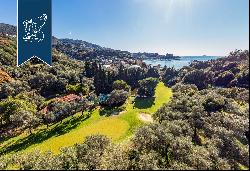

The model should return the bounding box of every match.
[143,56,222,69]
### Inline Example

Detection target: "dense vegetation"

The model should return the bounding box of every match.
[0,31,249,170]
[162,50,249,89]
[0,82,248,170]
[0,34,163,139]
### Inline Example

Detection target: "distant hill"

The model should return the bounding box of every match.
[0,23,16,35]
[52,36,60,46]
[0,23,132,61]
[59,38,105,51]
[0,23,181,62]
[53,38,132,60]
[0,23,104,50]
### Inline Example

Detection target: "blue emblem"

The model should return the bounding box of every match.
[17,0,52,66]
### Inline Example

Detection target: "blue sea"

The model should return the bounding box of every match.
[143,56,222,69]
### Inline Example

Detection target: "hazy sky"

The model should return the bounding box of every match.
[0,0,249,56]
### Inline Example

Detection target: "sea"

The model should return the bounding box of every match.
[143,56,222,69]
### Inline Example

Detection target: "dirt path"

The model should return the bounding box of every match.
[139,113,153,123]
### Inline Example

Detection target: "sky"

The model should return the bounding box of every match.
[0,0,249,56]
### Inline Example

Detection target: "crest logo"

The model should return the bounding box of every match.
[23,14,47,43]
[17,0,52,66]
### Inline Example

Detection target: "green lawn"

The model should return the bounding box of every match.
[0,82,172,155]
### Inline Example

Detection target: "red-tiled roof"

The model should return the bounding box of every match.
[54,94,81,102]
[41,94,81,114]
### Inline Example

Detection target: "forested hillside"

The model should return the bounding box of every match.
[0,34,165,140]
[0,31,249,170]
[53,38,132,61]
[162,50,249,89]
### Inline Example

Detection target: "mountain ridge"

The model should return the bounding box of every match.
[0,23,125,60]
[0,23,108,51]
[0,23,16,36]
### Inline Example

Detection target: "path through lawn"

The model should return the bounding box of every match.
[0,82,172,154]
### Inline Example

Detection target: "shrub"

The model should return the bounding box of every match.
[66,84,89,95]
[215,71,235,87]
[202,95,226,113]
[183,69,211,90]
[100,90,129,107]
[112,80,130,92]
[137,77,159,97]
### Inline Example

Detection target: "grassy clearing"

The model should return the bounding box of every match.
[0,82,172,155]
